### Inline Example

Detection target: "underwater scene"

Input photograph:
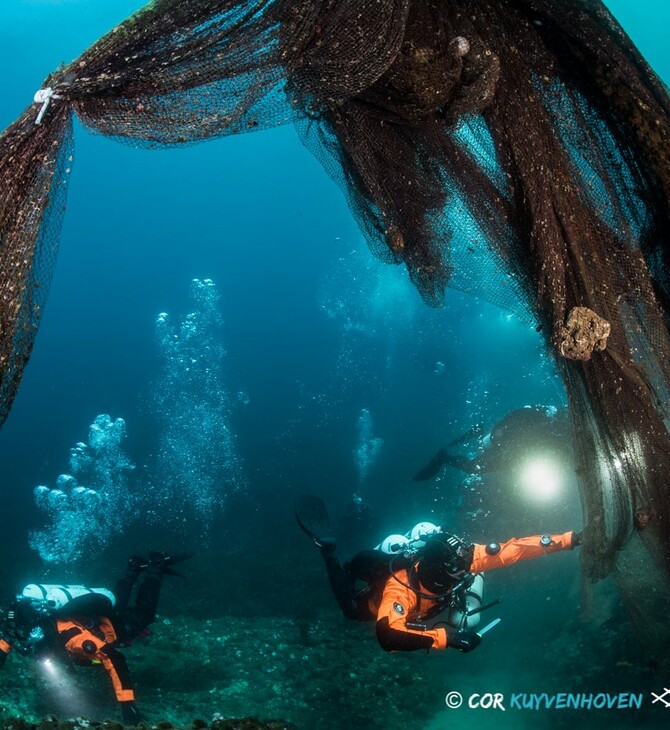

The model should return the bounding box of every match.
[0,1,669,729]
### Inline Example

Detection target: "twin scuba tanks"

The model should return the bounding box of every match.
[374,520,441,555]
[21,584,116,612]
[374,521,484,629]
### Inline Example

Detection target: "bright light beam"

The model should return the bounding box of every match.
[36,656,96,719]
[519,457,562,501]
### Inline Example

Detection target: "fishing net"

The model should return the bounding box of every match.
[1,0,670,657]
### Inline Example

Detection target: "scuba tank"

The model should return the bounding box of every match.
[405,522,441,547]
[366,522,440,582]
[446,573,484,629]
[21,584,116,611]
[375,521,441,554]
[375,534,410,555]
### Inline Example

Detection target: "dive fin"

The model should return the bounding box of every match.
[412,449,449,481]
[447,423,485,448]
[149,551,193,577]
[294,495,335,549]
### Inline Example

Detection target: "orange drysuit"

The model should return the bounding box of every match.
[57,617,135,701]
[374,531,575,651]
[0,616,135,702]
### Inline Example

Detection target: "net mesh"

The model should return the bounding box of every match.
[1,0,670,657]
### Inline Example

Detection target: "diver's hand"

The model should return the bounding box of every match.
[120,700,142,726]
[571,530,583,548]
[446,628,481,652]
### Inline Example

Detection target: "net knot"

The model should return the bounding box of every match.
[33,87,61,125]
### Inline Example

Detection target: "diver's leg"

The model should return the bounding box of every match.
[441,453,481,474]
[113,555,147,614]
[115,554,170,639]
[130,551,192,625]
[116,575,160,641]
[413,449,480,480]
[320,546,365,620]
[295,496,373,620]
[131,555,169,629]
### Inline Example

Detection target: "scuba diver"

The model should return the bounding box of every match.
[295,495,581,652]
[0,551,191,725]
[413,405,571,481]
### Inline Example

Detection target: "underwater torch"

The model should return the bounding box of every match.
[476,618,501,638]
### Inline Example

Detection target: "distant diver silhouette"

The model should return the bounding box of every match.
[413,406,570,481]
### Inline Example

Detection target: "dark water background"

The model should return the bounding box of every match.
[0,1,669,728]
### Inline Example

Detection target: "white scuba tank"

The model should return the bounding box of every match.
[21,584,116,610]
[375,534,410,555]
[404,521,441,547]
[447,574,484,629]
[376,521,442,555]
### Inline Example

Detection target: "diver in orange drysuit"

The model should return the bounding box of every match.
[295,495,581,652]
[0,552,190,724]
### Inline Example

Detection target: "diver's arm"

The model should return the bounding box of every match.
[375,578,446,651]
[469,531,576,573]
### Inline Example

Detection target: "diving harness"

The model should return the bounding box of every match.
[380,528,500,631]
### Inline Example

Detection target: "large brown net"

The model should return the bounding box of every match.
[1,0,670,658]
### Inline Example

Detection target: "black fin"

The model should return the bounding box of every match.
[412,449,449,481]
[149,551,193,577]
[447,423,485,447]
[294,495,334,546]
[164,552,194,566]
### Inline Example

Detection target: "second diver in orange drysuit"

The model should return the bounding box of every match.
[295,495,581,652]
[0,552,190,724]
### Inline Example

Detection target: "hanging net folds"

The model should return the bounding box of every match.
[1,0,670,657]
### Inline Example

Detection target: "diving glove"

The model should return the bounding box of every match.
[571,530,583,548]
[446,628,481,653]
